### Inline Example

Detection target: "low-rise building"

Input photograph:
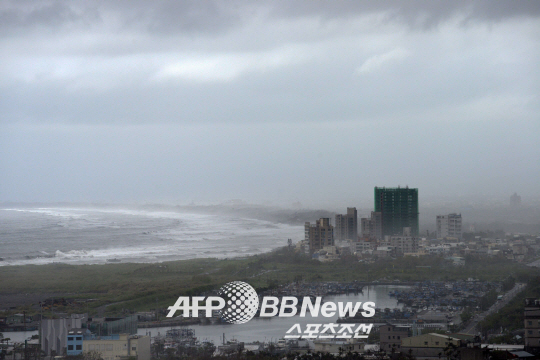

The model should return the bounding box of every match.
[83,334,151,360]
[66,328,92,356]
[401,333,463,358]
[381,230,419,255]
[350,240,376,254]
[41,314,87,356]
[374,246,396,258]
[379,323,410,352]
[524,298,540,352]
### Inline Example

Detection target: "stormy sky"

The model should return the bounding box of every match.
[1,1,539,207]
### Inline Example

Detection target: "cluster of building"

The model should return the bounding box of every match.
[376,295,540,359]
[298,186,538,263]
[37,314,150,360]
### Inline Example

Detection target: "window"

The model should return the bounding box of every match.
[388,336,391,339]
[397,336,400,339]
[424,342,428,345]
[529,321,533,325]
[89,345,95,351]
[132,347,136,351]
[68,337,74,341]
[101,344,106,351]
[106,344,113,351]
[68,345,74,350]
[76,337,82,341]
[529,331,533,335]
[435,342,439,345]
[76,345,82,350]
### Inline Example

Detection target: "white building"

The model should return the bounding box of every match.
[350,240,376,254]
[436,213,462,240]
[380,228,419,255]
[41,314,87,356]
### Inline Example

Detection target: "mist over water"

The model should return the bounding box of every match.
[0,207,302,266]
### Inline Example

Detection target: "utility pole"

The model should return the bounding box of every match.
[38,302,42,360]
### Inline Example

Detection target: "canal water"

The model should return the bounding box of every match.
[5,285,410,344]
[139,284,410,344]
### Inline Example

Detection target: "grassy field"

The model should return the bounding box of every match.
[1,248,537,316]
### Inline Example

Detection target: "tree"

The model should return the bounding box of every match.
[82,350,103,360]
[443,343,460,360]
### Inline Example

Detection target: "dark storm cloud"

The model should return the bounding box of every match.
[0,1,100,35]
[268,0,540,28]
[2,0,540,37]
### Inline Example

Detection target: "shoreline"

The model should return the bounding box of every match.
[0,205,311,267]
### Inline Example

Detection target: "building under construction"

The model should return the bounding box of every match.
[374,186,419,237]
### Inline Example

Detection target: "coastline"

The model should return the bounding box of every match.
[0,204,309,267]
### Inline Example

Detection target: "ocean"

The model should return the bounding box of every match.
[0,206,302,266]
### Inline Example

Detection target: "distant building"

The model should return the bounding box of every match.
[350,239,376,254]
[374,246,396,258]
[375,186,419,237]
[381,228,419,255]
[305,218,334,253]
[436,213,462,240]
[511,192,522,207]
[335,207,358,240]
[360,211,382,239]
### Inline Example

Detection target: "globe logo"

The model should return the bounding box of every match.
[218,281,259,324]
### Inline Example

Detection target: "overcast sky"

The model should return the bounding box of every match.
[1,0,539,207]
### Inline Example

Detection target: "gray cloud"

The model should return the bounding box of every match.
[0,1,539,204]
[269,0,540,27]
[2,1,540,38]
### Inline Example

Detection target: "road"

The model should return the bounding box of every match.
[462,282,526,335]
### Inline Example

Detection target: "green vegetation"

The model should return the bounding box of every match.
[0,248,538,317]
[479,289,498,311]
[478,276,540,334]
[460,307,474,323]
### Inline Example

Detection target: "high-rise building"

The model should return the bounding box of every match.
[360,211,382,239]
[305,218,334,252]
[436,213,462,239]
[511,192,522,207]
[374,186,419,237]
[335,207,358,240]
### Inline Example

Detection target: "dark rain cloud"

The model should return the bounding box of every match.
[2,0,540,37]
